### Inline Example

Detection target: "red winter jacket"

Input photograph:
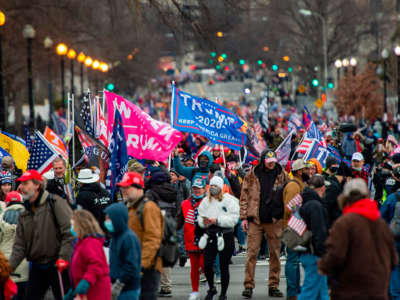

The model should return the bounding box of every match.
[70,236,111,300]
[181,198,202,252]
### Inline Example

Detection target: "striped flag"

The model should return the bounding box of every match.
[193,141,214,160]
[297,137,315,154]
[27,131,59,174]
[95,97,108,147]
[288,213,307,236]
[286,193,303,212]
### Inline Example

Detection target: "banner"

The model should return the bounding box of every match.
[171,85,246,150]
[105,91,182,161]
[0,131,29,172]
[43,127,68,161]
[276,131,294,167]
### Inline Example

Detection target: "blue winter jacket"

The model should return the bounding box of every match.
[380,190,400,252]
[173,151,213,184]
[104,203,141,291]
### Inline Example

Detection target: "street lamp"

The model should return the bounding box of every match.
[56,43,68,111]
[43,36,53,124]
[394,45,400,117]
[299,9,328,92]
[67,48,76,95]
[22,24,36,129]
[0,10,5,130]
[84,57,93,91]
[334,59,342,83]
[100,62,109,72]
[350,57,357,76]
[382,48,389,114]
[77,52,85,95]
[342,58,350,75]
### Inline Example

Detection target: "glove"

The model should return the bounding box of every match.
[111,279,125,300]
[217,233,225,251]
[63,289,74,300]
[73,279,90,295]
[56,259,69,272]
[198,233,208,249]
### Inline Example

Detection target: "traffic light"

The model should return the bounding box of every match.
[239,59,245,65]
[311,79,319,87]
[106,83,115,91]
[257,60,263,65]
[221,53,227,59]
[210,52,216,57]
[208,59,213,64]
[288,67,293,73]
[327,77,334,89]
[216,65,221,70]
[272,64,278,71]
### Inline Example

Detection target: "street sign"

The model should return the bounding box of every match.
[298,85,306,94]
[314,98,323,108]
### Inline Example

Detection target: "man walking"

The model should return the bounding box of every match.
[240,150,288,298]
[10,170,73,300]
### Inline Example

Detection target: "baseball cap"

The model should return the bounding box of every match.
[264,151,278,163]
[5,191,23,203]
[192,178,206,188]
[116,172,144,189]
[16,170,43,182]
[351,152,364,162]
[291,159,307,171]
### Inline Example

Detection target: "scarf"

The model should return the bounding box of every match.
[342,198,380,221]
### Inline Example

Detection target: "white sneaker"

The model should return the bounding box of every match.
[188,292,200,300]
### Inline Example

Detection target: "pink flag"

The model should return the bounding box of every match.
[96,98,108,147]
[105,91,183,161]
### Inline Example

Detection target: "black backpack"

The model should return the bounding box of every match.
[137,199,179,268]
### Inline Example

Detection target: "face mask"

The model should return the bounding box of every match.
[192,193,205,200]
[329,166,338,174]
[301,173,310,182]
[210,186,220,196]
[70,225,77,238]
[104,220,114,233]
[352,166,362,172]
[199,160,208,168]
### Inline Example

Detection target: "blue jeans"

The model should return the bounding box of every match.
[177,228,186,257]
[215,253,221,277]
[390,264,400,299]
[237,220,247,246]
[285,248,301,297]
[119,289,141,300]
[298,254,329,300]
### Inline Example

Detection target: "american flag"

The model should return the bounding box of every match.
[306,122,327,147]
[27,131,59,175]
[80,94,95,137]
[75,126,95,149]
[303,140,330,167]
[193,141,215,160]
[288,212,307,236]
[185,208,196,225]
[297,137,315,154]
[286,193,303,212]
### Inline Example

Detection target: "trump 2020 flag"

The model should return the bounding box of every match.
[28,131,59,174]
[303,139,330,167]
[276,130,294,168]
[105,109,129,198]
[171,85,246,150]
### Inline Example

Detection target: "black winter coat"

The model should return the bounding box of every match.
[300,187,329,257]
[46,178,66,199]
[322,175,342,227]
[146,172,178,216]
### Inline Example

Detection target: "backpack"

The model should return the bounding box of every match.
[281,226,313,252]
[137,199,179,268]
[390,192,400,239]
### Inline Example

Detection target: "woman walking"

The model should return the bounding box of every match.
[197,176,239,300]
[64,210,111,300]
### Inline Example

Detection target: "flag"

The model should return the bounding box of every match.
[0,131,30,172]
[75,126,110,161]
[288,114,302,133]
[276,131,294,167]
[287,193,303,212]
[27,131,59,174]
[257,97,269,130]
[193,141,214,160]
[80,94,95,137]
[288,212,307,236]
[306,122,326,147]
[95,97,108,147]
[105,109,129,198]
[296,137,315,154]
[0,147,10,161]
[302,106,312,130]
[303,140,330,167]
[51,114,67,138]
[24,125,33,152]
[43,127,68,161]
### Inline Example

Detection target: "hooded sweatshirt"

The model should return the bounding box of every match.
[173,151,213,184]
[104,203,141,291]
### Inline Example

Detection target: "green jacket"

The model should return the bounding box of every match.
[10,191,73,270]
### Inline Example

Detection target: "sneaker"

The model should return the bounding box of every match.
[242,288,253,299]
[158,287,172,297]
[268,287,283,298]
[215,276,221,284]
[205,287,217,300]
[188,292,200,300]
[200,273,207,283]
[179,256,188,267]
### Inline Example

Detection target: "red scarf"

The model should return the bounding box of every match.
[355,139,362,152]
[342,198,380,221]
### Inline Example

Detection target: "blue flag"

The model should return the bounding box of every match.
[105,109,129,198]
[303,140,330,167]
[171,85,246,150]
[302,106,312,130]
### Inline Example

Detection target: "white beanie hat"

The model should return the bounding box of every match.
[209,176,224,190]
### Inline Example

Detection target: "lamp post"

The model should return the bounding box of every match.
[56,43,68,111]
[77,52,85,96]
[382,48,389,114]
[342,58,350,75]
[22,24,36,128]
[84,56,93,92]
[92,60,100,92]
[395,45,400,117]
[67,49,76,95]
[299,9,328,92]
[334,59,342,83]
[0,11,5,130]
[44,36,53,124]
[350,57,357,76]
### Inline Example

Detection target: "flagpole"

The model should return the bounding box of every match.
[72,93,75,174]
[168,82,175,171]
[67,93,70,138]
[102,89,106,119]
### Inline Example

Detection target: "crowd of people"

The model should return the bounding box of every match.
[0,104,399,300]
